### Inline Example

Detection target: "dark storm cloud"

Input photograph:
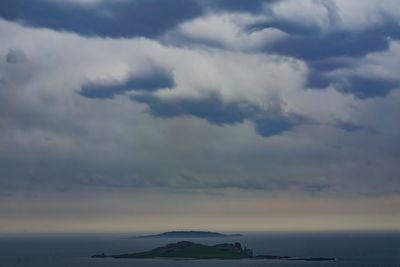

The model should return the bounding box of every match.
[307,61,400,98]
[0,0,281,39]
[306,58,357,89]
[206,0,278,13]
[247,0,400,60]
[79,68,175,99]
[266,29,392,61]
[0,0,203,38]
[132,93,302,137]
[307,70,400,98]
[247,0,339,35]
[253,22,400,98]
[133,93,251,124]
[0,0,282,40]
[253,114,304,137]
[308,58,355,72]
[334,76,399,98]
[241,4,400,99]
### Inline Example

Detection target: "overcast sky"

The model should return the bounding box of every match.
[1,0,400,233]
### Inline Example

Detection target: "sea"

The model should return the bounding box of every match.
[0,231,399,267]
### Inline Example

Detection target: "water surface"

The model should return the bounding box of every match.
[1,231,399,267]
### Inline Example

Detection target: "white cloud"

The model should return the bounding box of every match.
[270,0,336,32]
[312,40,400,97]
[333,0,400,31]
[171,13,288,51]
[361,40,400,81]
[265,0,400,33]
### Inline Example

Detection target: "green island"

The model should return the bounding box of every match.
[92,241,335,261]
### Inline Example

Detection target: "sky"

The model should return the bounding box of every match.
[0,0,400,233]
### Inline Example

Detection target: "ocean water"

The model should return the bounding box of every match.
[0,231,399,267]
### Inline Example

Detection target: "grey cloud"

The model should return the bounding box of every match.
[132,92,303,137]
[336,122,376,133]
[266,29,392,61]
[301,184,332,194]
[307,70,400,98]
[164,0,400,101]
[180,174,334,194]
[334,76,399,98]
[253,113,305,137]
[0,0,281,41]
[79,68,175,99]
[252,3,400,100]
[306,51,400,98]
[1,1,400,231]
[205,0,278,13]
[6,49,28,64]
[0,0,203,38]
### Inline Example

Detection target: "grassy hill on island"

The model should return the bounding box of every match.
[109,241,250,259]
[92,241,334,261]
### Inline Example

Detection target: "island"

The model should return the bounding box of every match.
[92,241,335,262]
[134,231,242,239]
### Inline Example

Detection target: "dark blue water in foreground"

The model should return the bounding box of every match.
[1,232,399,267]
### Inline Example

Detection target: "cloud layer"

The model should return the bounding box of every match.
[0,0,400,232]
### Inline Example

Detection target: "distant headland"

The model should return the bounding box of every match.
[92,241,335,262]
[134,231,242,239]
